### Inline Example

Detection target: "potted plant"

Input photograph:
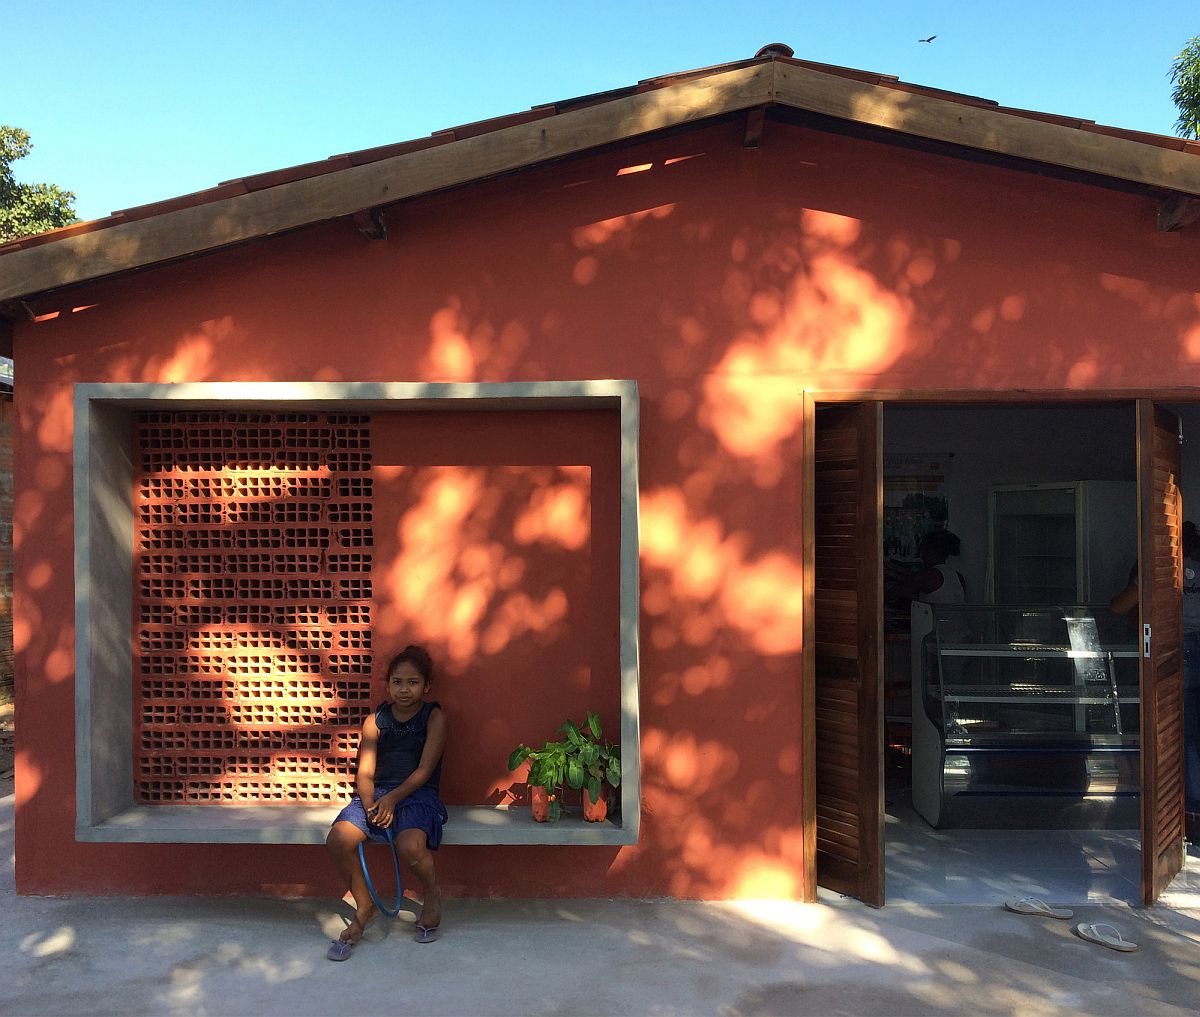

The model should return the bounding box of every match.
[507,737,568,822]
[563,711,621,823]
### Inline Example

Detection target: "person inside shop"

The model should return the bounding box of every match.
[1185,522,1200,843]
[1108,562,1138,624]
[888,528,969,719]
[885,528,966,608]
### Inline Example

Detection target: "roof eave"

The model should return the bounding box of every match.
[2,59,1199,306]
[773,62,1200,198]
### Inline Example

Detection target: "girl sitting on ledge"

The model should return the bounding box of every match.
[325,645,448,958]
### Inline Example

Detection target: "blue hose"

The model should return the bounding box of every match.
[357,825,404,918]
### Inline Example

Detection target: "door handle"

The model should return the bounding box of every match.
[1144,623,1152,659]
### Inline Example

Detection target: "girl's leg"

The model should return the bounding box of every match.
[397,828,441,930]
[325,820,377,943]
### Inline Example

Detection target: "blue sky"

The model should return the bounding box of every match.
[7,1,1198,223]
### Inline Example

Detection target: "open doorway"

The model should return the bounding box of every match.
[809,398,1197,907]
[882,403,1142,904]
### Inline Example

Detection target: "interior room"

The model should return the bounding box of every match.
[881,402,1200,905]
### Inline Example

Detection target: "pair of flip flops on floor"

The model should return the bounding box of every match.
[326,923,440,960]
[1004,896,1138,952]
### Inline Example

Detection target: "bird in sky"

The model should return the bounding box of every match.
[918,35,937,43]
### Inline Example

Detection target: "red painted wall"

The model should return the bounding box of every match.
[369,410,622,810]
[12,118,1200,897]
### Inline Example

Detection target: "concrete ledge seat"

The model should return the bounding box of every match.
[77,803,634,845]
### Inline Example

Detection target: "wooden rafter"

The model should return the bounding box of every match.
[743,106,766,148]
[352,207,388,240]
[1158,194,1200,232]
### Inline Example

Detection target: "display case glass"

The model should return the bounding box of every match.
[910,603,1139,828]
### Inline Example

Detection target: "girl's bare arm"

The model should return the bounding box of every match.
[355,712,380,812]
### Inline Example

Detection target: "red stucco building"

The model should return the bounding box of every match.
[2,47,1199,905]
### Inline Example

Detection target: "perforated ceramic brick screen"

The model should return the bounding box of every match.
[133,411,373,804]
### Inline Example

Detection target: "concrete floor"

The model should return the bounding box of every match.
[4,783,1200,1017]
[883,791,1200,906]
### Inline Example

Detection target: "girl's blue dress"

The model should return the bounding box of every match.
[333,699,448,849]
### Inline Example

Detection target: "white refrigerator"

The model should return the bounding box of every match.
[987,481,1136,606]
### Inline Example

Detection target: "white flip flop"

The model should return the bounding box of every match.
[1075,922,1138,952]
[1004,896,1074,920]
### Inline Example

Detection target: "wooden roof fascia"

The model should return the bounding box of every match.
[772,62,1200,199]
[0,62,775,304]
[767,104,1165,202]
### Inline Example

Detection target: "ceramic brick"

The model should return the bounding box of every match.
[132,410,373,803]
[334,527,372,548]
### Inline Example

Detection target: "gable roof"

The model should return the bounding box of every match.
[2,47,1199,308]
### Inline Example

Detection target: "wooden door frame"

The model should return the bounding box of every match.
[802,392,818,898]
[1136,401,1187,903]
[806,399,885,905]
[801,387,1199,904]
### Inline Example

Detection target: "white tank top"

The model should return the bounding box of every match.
[1184,560,1200,634]
[920,563,965,605]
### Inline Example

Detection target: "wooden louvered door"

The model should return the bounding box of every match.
[1137,400,1186,905]
[811,402,884,906]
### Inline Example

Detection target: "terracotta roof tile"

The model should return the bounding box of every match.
[232,156,353,192]
[1079,122,1189,151]
[0,213,127,253]
[638,57,764,87]
[885,80,998,107]
[788,58,898,87]
[107,181,251,223]
[439,107,558,140]
[341,136,451,166]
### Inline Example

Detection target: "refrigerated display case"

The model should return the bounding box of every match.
[911,602,1139,828]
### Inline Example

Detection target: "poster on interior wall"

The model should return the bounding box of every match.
[883,452,953,575]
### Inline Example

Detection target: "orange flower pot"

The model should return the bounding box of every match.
[582,785,608,822]
[531,786,551,822]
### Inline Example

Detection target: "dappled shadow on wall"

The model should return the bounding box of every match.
[15,121,1200,896]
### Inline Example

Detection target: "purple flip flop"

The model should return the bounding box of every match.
[326,939,355,961]
[414,924,441,944]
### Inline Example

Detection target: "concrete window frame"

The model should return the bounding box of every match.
[73,381,640,845]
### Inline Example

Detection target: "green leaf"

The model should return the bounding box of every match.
[607,757,621,787]
[548,798,561,822]
[507,746,530,771]
[1170,36,1200,139]
[587,776,602,803]
[562,721,583,746]
[567,758,584,789]
[586,711,602,739]
[579,742,599,767]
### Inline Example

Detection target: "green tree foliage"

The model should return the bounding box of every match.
[0,126,78,244]
[1170,36,1200,139]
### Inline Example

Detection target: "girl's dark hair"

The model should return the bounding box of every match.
[387,645,434,684]
[920,528,961,558]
